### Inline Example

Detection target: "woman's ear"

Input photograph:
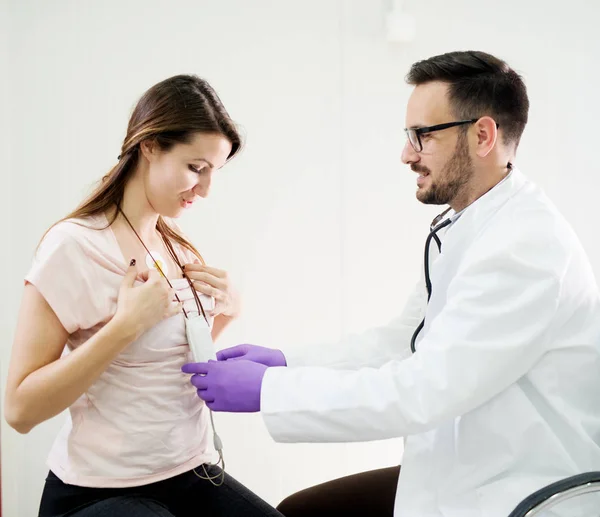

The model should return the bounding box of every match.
[139,139,158,162]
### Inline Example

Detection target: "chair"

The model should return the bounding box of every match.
[508,471,600,516]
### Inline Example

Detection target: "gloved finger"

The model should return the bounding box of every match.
[197,389,215,403]
[216,345,247,361]
[225,356,246,362]
[190,374,209,390]
[206,400,222,412]
[181,362,210,375]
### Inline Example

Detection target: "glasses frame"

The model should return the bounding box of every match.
[405,118,481,153]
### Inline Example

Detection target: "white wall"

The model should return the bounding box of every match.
[0,0,11,511]
[2,0,600,515]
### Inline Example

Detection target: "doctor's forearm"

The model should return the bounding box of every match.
[261,366,413,443]
[260,333,552,443]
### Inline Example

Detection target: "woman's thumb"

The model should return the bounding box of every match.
[121,259,138,289]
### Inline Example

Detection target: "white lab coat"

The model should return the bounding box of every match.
[261,168,600,517]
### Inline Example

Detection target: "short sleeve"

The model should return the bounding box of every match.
[25,223,101,334]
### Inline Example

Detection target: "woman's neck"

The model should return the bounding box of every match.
[117,172,160,243]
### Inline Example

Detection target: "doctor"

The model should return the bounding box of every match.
[182,51,600,517]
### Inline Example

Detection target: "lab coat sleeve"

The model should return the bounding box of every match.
[261,228,567,443]
[282,275,427,370]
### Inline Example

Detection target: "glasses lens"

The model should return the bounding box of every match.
[406,129,421,152]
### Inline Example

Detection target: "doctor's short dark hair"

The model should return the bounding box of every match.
[406,50,529,149]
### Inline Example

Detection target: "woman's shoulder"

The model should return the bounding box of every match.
[39,214,110,253]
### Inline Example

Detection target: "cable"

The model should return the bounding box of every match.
[119,206,227,487]
[193,411,226,486]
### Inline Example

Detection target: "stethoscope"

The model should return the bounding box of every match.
[409,163,514,353]
[409,207,453,353]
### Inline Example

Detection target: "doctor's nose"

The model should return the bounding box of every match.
[401,139,420,166]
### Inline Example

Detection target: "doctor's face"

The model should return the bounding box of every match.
[401,81,475,208]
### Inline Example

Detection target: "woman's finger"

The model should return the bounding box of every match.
[193,280,220,299]
[185,271,227,290]
[183,263,226,278]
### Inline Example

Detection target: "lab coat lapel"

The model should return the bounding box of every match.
[425,168,529,324]
[437,168,529,261]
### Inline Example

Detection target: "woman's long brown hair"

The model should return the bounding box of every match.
[41,74,243,260]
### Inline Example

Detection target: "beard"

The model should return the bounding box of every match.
[414,132,474,206]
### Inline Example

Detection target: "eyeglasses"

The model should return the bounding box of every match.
[405,118,479,153]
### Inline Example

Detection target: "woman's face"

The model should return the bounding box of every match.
[141,132,233,218]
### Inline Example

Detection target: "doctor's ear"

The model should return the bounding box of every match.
[472,116,498,159]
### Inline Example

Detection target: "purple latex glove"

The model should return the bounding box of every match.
[216,344,287,367]
[181,360,267,412]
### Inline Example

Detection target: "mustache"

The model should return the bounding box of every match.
[411,164,431,174]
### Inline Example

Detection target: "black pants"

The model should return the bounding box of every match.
[38,465,284,517]
[277,465,400,517]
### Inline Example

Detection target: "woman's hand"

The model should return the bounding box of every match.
[183,263,241,319]
[114,262,181,339]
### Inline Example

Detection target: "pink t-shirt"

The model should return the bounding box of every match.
[25,214,215,488]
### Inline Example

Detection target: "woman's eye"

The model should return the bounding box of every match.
[188,164,205,174]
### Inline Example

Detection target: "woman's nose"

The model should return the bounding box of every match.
[193,174,212,198]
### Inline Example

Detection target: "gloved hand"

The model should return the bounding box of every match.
[216,344,287,367]
[181,360,267,412]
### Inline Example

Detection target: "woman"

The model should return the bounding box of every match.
[4,74,283,517]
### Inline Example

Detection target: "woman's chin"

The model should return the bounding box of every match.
[158,205,185,219]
